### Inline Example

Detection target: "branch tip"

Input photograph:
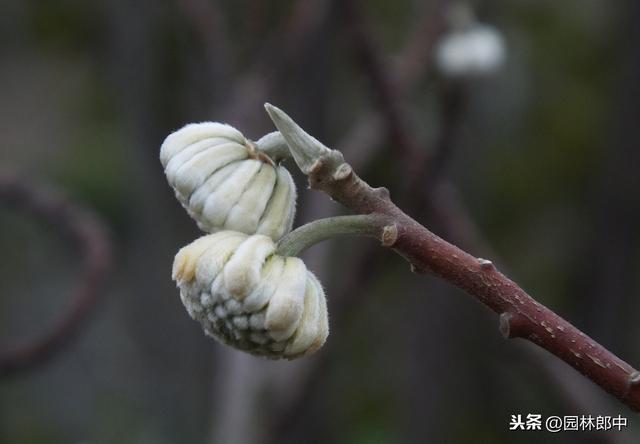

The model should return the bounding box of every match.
[264,103,332,174]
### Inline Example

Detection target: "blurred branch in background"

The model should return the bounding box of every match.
[219,0,332,126]
[0,173,112,377]
[340,0,424,164]
[336,0,449,170]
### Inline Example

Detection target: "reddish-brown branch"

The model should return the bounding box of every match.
[311,0,638,417]
[0,174,113,377]
[305,150,640,412]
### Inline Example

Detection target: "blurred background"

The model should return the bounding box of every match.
[1,0,639,443]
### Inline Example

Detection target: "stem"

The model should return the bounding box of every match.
[264,105,640,412]
[253,131,292,163]
[276,215,387,257]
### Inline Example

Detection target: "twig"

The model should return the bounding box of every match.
[338,0,449,158]
[0,173,113,377]
[422,82,467,188]
[392,0,450,88]
[266,104,640,412]
[218,0,334,134]
[340,0,422,162]
[336,1,620,417]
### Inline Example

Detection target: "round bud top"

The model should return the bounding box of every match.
[160,122,297,240]
[172,231,328,359]
[435,24,506,78]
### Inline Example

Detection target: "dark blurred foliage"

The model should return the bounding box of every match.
[1,0,639,443]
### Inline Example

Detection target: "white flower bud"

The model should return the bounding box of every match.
[435,24,506,78]
[160,122,297,240]
[172,231,329,359]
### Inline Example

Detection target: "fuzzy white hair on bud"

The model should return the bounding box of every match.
[173,231,329,359]
[160,122,297,240]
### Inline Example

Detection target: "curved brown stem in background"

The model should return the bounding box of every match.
[0,173,113,377]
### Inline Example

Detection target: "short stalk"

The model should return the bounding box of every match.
[276,215,385,257]
[253,131,292,163]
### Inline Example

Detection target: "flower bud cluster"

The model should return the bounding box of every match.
[161,122,330,359]
[173,231,328,358]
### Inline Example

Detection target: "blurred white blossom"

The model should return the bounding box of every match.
[435,6,506,78]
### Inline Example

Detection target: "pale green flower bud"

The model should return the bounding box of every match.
[160,122,296,240]
[172,231,328,359]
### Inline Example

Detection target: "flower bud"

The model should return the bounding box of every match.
[435,5,505,78]
[172,231,329,359]
[160,122,296,240]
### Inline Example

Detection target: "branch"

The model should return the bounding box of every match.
[221,0,332,124]
[340,0,420,161]
[337,0,452,182]
[337,0,621,416]
[265,104,640,412]
[0,173,113,377]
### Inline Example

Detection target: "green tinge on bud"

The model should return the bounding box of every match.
[173,231,329,359]
[160,122,297,240]
[264,103,332,174]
